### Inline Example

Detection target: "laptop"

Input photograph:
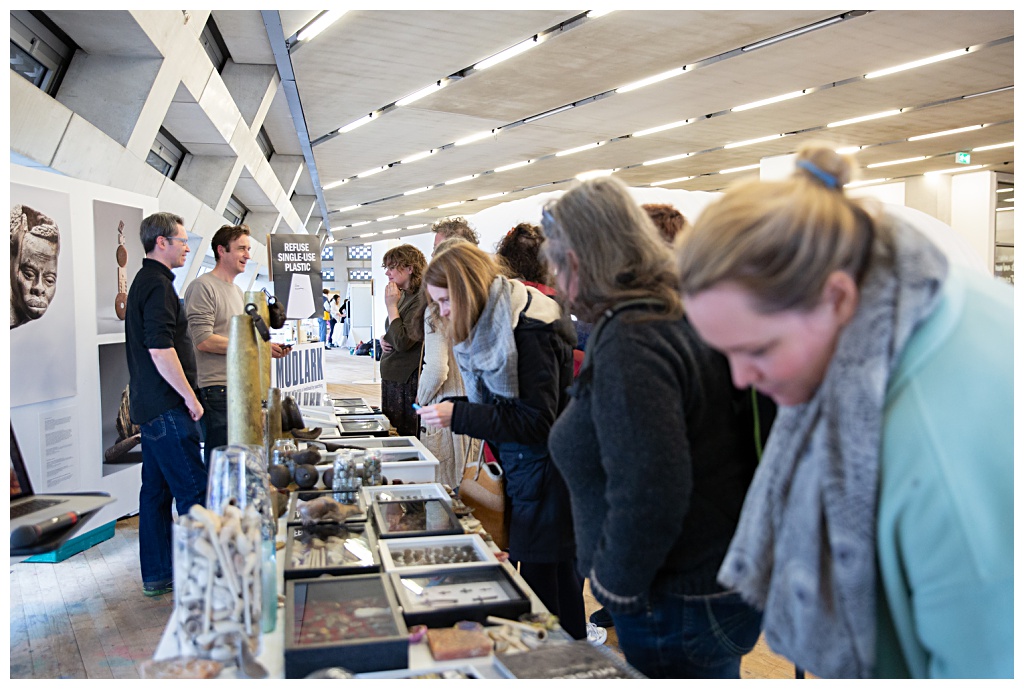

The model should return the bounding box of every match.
[10,426,113,532]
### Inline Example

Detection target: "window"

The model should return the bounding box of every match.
[256,127,274,161]
[223,196,248,226]
[321,268,335,282]
[347,244,372,261]
[146,128,186,179]
[348,268,373,282]
[199,15,228,72]
[321,245,334,261]
[10,11,74,96]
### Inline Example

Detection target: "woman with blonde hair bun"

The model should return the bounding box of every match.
[677,143,1013,678]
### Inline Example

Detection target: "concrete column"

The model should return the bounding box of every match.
[950,171,997,274]
[244,212,280,244]
[175,154,241,210]
[221,60,279,131]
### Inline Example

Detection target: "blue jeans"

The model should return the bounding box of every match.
[139,404,207,586]
[610,590,763,679]
[198,386,227,467]
[319,317,328,346]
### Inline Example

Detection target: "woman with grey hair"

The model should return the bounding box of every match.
[541,176,763,678]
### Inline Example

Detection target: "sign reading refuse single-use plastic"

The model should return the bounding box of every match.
[268,234,323,320]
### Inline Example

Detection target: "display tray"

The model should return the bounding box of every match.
[284,521,380,580]
[286,488,367,525]
[494,639,647,679]
[371,498,463,539]
[331,396,369,406]
[355,662,486,679]
[313,436,440,484]
[325,419,390,438]
[362,482,451,505]
[390,565,531,628]
[378,533,499,573]
[284,574,409,678]
[333,403,376,416]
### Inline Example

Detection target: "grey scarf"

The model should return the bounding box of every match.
[453,276,529,404]
[717,214,948,678]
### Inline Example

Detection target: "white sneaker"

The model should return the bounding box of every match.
[586,622,608,646]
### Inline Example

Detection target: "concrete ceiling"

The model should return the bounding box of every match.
[220,9,1014,244]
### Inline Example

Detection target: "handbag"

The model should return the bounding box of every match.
[458,442,509,551]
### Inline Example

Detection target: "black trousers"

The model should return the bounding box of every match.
[198,385,228,467]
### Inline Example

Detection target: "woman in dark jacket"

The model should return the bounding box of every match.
[541,177,764,678]
[415,241,585,640]
[379,244,426,437]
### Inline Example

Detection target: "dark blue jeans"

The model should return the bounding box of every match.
[199,385,228,467]
[139,404,207,586]
[610,590,763,679]
[319,317,328,346]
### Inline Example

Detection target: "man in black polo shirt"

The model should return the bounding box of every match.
[125,212,207,598]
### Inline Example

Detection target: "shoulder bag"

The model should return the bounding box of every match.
[458,442,509,551]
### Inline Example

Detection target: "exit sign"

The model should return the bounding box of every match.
[955,152,971,165]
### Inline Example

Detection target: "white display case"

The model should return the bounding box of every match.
[362,482,451,505]
[314,436,439,484]
[378,533,499,573]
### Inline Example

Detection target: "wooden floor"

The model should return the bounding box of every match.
[7,347,798,679]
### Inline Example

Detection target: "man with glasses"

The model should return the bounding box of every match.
[125,212,207,598]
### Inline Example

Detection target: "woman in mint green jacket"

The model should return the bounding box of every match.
[676,143,1013,679]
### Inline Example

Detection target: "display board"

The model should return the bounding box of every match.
[268,234,322,319]
[270,342,327,407]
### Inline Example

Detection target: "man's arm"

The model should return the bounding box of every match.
[150,348,204,420]
[196,333,229,354]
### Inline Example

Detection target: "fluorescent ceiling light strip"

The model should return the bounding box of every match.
[296,10,348,42]
[996,207,1014,212]
[396,81,447,107]
[351,221,370,227]
[643,152,691,166]
[400,150,435,164]
[357,166,387,178]
[445,174,477,185]
[742,17,843,51]
[617,67,685,94]
[865,48,967,79]
[925,165,985,176]
[322,179,349,190]
[836,146,862,155]
[404,187,431,196]
[996,187,1014,193]
[719,164,761,174]
[494,160,531,172]
[1002,197,1013,202]
[455,130,495,146]
[478,192,507,200]
[633,119,690,137]
[724,134,783,149]
[587,10,615,18]
[576,169,614,181]
[405,209,429,215]
[338,114,373,134]
[556,141,603,157]
[973,142,1012,152]
[907,125,983,141]
[827,109,902,128]
[650,175,694,186]
[382,229,400,234]
[376,215,397,222]
[732,90,806,112]
[844,178,890,188]
[336,204,361,213]
[407,224,427,229]
[358,232,378,237]
[524,105,574,124]
[963,85,1013,99]
[438,201,464,208]
[475,36,538,70]
[866,156,927,168]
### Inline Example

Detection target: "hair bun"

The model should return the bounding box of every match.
[795,143,855,189]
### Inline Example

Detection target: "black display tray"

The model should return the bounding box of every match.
[390,565,531,628]
[284,521,380,580]
[335,419,389,437]
[494,639,647,679]
[286,488,367,526]
[284,574,409,678]
[371,497,463,539]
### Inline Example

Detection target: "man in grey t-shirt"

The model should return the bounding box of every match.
[184,224,287,465]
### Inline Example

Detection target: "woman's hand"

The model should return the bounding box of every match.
[384,281,401,308]
[416,401,453,429]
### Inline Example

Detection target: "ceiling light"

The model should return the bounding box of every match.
[494,160,532,172]
[396,81,447,107]
[963,85,1014,99]
[357,166,387,178]
[445,174,477,185]
[650,175,694,186]
[405,208,429,215]
[732,90,806,112]
[864,48,967,79]
[382,229,401,234]
[866,156,927,168]
[996,207,1014,212]
[455,130,495,146]
[996,187,1013,193]
[400,150,436,164]
[742,16,844,52]
[404,187,431,196]
[474,36,538,70]
[616,67,685,94]
[358,232,378,238]
[643,152,691,166]
[438,201,464,208]
[478,192,507,200]
[908,125,983,141]
[844,178,890,188]
[719,164,761,175]
[724,134,784,149]
[407,224,427,229]
[337,113,373,134]
[576,169,615,181]
[973,142,1012,152]
[556,141,604,157]
[351,221,370,227]
[335,204,361,213]
[1002,197,1013,202]
[376,215,397,222]
[296,10,348,42]
[587,10,615,18]
[827,109,902,128]
[925,165,985,176]
[836,146,862,155]
[524,104,574,124]
[322,178,349,190]
[633,119,690,137]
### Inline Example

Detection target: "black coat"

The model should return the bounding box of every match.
[450,300,576,563]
